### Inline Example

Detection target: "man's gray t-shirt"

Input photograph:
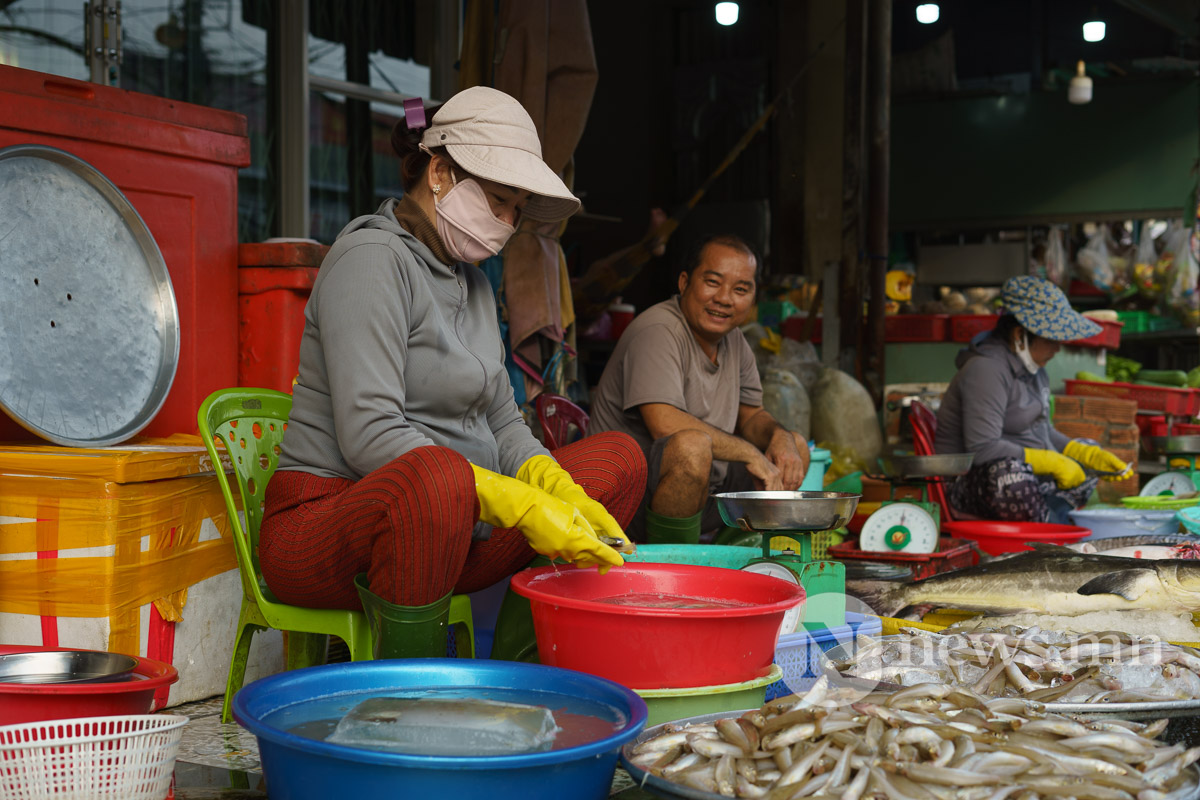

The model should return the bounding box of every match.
[589,296,762,485]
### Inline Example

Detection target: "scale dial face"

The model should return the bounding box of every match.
[741,562,804,635]
[1141,471,1198,497]
[859,503,939,554]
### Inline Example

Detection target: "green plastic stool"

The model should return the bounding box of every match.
[199,388,474,723]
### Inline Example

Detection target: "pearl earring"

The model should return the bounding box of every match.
[432,184,441,194]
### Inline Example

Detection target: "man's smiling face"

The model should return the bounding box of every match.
[677,242,757,351]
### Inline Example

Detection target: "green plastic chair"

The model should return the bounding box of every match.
[198,388,474,723]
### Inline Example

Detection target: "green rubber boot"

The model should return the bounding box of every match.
[354,573,451,660]
[489,556,554,663]
[645,508,702,544]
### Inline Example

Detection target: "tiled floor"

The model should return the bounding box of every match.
[169,694,649,799]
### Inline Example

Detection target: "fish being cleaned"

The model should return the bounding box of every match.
[849,543,1200,617]
[599,535,637,555]
[1071,542,1200,559]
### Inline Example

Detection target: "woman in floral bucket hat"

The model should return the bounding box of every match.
[935,276,1131,523]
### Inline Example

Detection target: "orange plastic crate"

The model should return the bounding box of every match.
[1064,379,1200,416]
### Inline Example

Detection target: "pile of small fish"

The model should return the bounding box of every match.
[626,679,1200,799]
[836,626,1200,703]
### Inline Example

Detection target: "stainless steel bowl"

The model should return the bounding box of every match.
[715,491,861,533]
[877,453,974,479]
[1146,436,1200,458]
[0,650,139,684]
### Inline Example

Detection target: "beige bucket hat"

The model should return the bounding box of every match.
[422,86,581,222]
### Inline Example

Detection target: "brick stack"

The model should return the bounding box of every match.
[1052,395,1139,501]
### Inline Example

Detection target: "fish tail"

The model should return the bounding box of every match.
[845,580,910,618]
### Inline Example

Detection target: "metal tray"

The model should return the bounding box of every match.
[877,453,974,480]
[1146,436,1200,458]
[714,491,860,533]
[620,709,1200,800]
[0,145,179,446]
[824,638,1200,725]
[0,650,139,684]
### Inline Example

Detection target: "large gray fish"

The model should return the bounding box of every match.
[849,543,1200,617]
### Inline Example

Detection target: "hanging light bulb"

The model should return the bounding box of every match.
[1068,60,1093,104]
[1083,19,1106,42]
[916,4,940,24]
[715,2,739,26]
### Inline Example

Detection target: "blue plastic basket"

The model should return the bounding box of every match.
[1069,507,1181,540]
[764,613,884,701]
[1178,506,1200,535]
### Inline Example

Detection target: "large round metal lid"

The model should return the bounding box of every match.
[0,145,179,446]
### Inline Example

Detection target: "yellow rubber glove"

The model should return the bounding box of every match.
[1024,448,1087,489]
[1063,440,1133,482]
[516,455,635,554]
[470,464,623,572]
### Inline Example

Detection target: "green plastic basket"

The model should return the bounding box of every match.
[634,665,783,726]
[1121,495,1200,511]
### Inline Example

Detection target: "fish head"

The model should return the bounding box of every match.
[1170,562,1200,592]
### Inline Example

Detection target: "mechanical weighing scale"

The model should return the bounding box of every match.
[1141,436,1200,497]
[857,453,975,555]
[714,491,861,629]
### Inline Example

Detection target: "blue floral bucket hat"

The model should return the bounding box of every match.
[1000,276,1101,342]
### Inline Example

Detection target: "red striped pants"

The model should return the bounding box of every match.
[258,432,646,608]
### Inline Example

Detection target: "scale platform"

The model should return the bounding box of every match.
[859,453,973,555]
[714,491,860,629]
[1141,436,1200,497]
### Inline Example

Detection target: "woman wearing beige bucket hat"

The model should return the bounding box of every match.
[257,86,646,659]
[936,276,1131,523]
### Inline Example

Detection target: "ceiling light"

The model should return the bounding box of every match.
[1068,60,1093,104]
[1083,20,1106,42]
[916,4,940,24]
[715,2,739,26]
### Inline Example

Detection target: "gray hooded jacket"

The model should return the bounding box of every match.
[278,198,548,486]
[935,333,1068,464]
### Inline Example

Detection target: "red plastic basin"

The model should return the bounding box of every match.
[0,644,178,725]
[510,563,805,690]
[943,521,1089,556]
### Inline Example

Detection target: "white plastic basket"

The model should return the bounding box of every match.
[0,714,187,800]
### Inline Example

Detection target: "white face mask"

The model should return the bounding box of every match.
[1014,331,1040,375]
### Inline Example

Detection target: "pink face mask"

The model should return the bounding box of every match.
[433,175,516,263]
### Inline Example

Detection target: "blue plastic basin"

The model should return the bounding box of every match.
[1068,507,1180,540]
[233,659,647,800]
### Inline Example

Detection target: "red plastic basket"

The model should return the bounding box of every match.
[510,563,805,689]
[0,645,178,726]
[884,314,951,342]
[826,537,978,580]
[948,315,998,342]
[1064,379,1200,416]
[1066,319,1123,349]
[781,315,822,344]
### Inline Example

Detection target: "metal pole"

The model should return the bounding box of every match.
[838,0,867,379]
[865,0,891,407]
[275,1,310,239]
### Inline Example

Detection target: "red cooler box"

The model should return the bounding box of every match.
[0,64,250,440]
[238,242,329,393]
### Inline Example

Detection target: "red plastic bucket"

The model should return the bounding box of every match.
[0,645,178,725]
[510,563,805,690]
[943,521,1089,556]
